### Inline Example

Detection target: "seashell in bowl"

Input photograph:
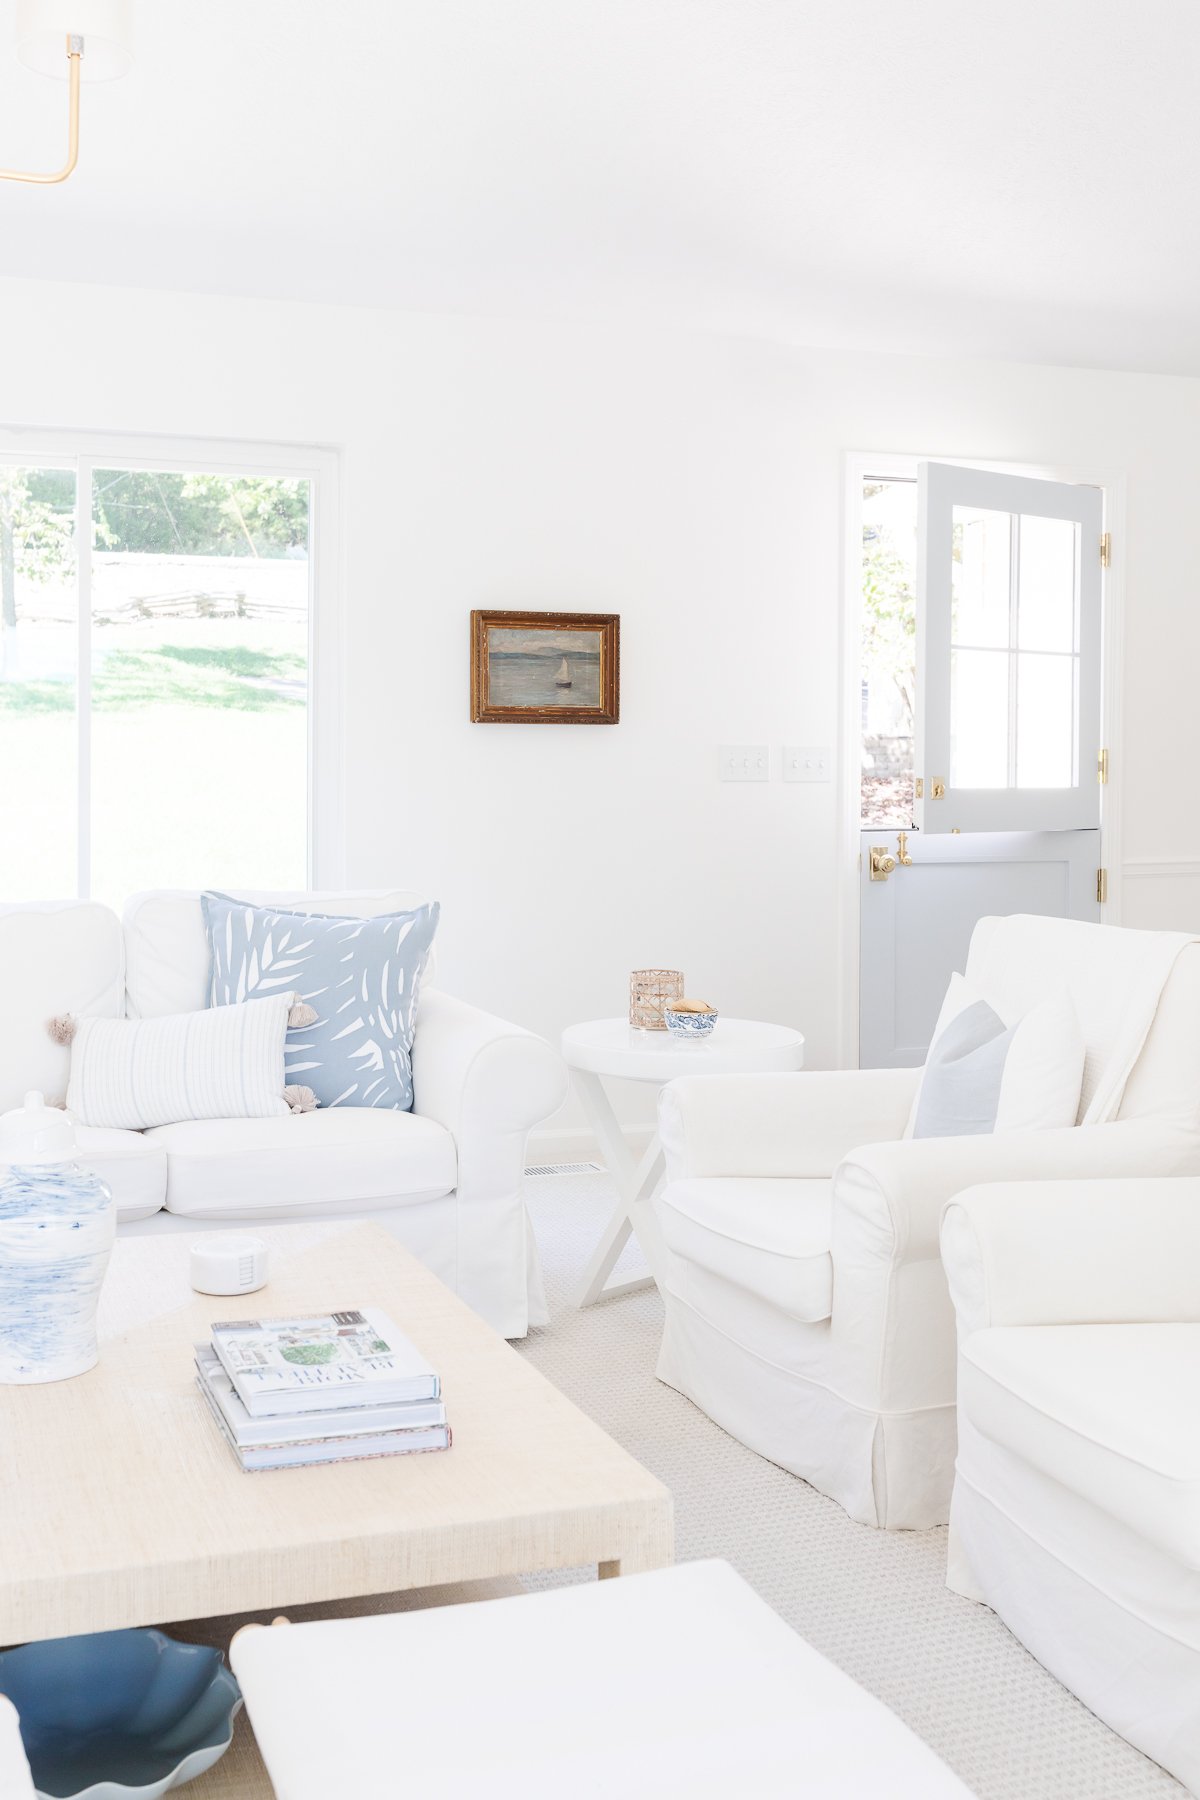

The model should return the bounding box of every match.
[0,1627,241,1799]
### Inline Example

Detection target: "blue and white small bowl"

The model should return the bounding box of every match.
[0,1627,241,1799]
[664,1005,719,1041]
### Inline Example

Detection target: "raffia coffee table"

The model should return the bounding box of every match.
[0,1222,673,1797]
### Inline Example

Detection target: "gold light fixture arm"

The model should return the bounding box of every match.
[0,34,82,186]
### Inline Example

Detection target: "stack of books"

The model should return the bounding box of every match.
[194,1307,451,1472]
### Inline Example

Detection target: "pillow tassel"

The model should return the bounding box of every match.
[284,1084,319,1114]
[47,1014,78,1046]
[288,1001,319,1029]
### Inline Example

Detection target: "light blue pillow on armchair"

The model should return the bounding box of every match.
[202,893,440,1111]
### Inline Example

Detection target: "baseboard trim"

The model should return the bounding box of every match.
[526,1124,654,1166]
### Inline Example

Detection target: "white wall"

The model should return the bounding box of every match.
[1,276,1197,1132]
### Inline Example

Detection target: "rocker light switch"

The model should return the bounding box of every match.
[718,745,770,782]
[783,746,831,783]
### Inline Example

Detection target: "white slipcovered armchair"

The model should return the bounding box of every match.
[654,915,1200,1529]
[942,1178,1200,1793]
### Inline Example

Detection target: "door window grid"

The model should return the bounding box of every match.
[949,507,1081,792]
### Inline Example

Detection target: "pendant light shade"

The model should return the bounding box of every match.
[16,0,133,81]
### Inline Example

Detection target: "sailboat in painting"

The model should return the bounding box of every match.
[554,656,573,688]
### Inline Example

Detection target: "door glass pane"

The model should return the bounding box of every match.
[1018,514,1080,652]
[950,648,1008,787]
[946,503,1081,792]
[951,506,1010,648]
[860,477,916,826]
[89,470,310,907]
[0,467,77,897]
[1016,653,1075,786]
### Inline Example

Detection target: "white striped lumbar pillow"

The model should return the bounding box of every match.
[66,994,293,1130]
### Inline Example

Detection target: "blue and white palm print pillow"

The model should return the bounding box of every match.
[202,894,440,1111]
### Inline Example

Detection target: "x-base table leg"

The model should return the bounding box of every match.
[572,1068,668,1307]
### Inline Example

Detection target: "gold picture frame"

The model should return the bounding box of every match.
[470,610,620,724]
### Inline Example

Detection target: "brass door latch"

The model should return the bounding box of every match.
[870,833,914,882]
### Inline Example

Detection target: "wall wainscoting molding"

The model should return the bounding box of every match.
[1121,859,1200,880]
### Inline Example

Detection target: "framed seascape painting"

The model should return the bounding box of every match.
[470,610,620,724]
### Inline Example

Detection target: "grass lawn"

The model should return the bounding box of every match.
[0,621,309,903]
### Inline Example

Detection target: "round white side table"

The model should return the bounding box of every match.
[561,1017,805,1308]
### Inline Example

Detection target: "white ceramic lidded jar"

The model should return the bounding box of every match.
[0,1092,115,1383]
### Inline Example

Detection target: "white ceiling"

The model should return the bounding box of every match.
[1,0,1198,374]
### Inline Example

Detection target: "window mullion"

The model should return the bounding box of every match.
[75,458,92,900]
[1006,512,1020,788]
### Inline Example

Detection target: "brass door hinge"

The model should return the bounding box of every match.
[1100,532,1112,569]
[1097,747,1109,785]
[1097,868,1108,904]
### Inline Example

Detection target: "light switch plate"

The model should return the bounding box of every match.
[783,745,831,782]
[718,744,770,782]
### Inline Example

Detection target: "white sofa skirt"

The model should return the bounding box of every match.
[123,1193,548,1336]
[656,1263,957,1530]
[948,1419,1200,1794]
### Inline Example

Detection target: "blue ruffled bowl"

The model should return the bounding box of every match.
[0,1628,241,1800]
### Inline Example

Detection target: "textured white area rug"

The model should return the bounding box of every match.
[517,1169,1183,1800]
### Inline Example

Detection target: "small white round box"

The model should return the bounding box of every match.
[189,1232,269,1297]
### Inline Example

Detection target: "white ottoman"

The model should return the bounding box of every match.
[232,1560,973,1797]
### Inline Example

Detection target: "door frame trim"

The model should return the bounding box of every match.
[837,450,1126,1069]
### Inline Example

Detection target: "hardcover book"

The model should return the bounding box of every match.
[195,1375,451,1472]
[194,1345,448,1447]
[210,1308,440,1417]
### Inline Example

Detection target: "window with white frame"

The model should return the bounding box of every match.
[0,442,330,906]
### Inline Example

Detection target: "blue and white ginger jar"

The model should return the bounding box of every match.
[0,1091,114,1384]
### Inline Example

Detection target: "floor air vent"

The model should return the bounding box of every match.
[524,1161,603,1177]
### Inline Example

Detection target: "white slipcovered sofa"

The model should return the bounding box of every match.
[653,915,1200,1529]
[0,892,567,1338]
[942,1179,1200,1794]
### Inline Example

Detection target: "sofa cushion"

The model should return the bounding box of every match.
[0,902,124,1113]
[75,1126,166,1223]
[123,890,436,1019]
[907,974,1084,1140]
[658,1178,833,1322]
[202,894,439,1111]
[67,995,293,1130]
[146,1109,457,1220]
[961,1323,1200,1567]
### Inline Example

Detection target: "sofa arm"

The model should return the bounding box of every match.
[658,1069,920,1182]
[835,1119,1200,1267]
[410,989,568,1335]
[942,1176,1200,1336]
[412,989,568,1150]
